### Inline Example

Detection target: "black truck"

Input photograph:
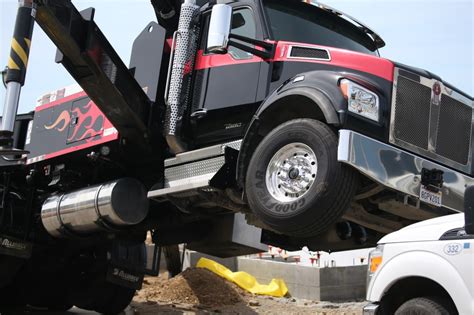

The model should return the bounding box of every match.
[0,0,472,313]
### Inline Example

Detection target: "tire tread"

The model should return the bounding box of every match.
[395,296,455,315]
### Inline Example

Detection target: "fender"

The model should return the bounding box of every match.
[367,250,472,315]
[236,68,393,187]
[236,70,349,186]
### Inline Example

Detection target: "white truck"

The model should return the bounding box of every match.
[364,188,474,315]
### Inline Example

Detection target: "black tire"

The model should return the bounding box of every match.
[163,245,182,277]
[88,283,135,315]
[0,256,25,308]
[245,119,358,237]
[72,241,146,315]
[74,279,136,315]
[395,297,456,315]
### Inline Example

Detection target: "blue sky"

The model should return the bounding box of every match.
[0,0,472,114]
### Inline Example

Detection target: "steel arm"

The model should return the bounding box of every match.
[33,0,151,149]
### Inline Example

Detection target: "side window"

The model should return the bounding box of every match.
[228,8,256,60]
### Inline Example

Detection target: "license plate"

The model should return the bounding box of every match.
[419,185,442,207]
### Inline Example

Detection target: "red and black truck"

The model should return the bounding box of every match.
[0,0,472,312]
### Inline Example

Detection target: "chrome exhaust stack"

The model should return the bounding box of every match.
[164,0,200,154]
[41,178,149,238]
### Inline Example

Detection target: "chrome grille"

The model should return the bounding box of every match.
[390,68,473,173]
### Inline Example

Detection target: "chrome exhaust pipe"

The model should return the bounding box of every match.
[164,0,200,154]
[41,178,149,238]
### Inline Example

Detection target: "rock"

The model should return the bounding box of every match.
[248,300,260,307]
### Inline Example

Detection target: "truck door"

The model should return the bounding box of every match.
[190,5,266,146]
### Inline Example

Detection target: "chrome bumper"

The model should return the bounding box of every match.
[363,303,379,315]
[338,130,474,212]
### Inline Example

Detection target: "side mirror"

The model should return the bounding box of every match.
[465,186,474,235]
[207,4,232,54]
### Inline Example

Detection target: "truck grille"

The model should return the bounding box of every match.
[393,76,431,149]
[391,68,473,172]
[436,95,472,165]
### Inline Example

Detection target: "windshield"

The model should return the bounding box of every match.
[262,0,379,55]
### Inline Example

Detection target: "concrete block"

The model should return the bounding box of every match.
[164,253,366,301]
[320,266,367,301]
[236,257,366,301]
[289,284,321,301]
[319,284,366,302]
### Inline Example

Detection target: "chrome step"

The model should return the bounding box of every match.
[148,140,241,199]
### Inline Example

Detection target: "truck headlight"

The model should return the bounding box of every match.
[340,79,380,122]
[367,245,384,287]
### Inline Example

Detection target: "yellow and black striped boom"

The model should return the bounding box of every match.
[5,0,34,86]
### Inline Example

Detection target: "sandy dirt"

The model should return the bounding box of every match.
[131,268,365,315]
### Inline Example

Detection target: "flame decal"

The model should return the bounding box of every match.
[43,99,106,143]
[67,100,104,142]
[44,110,71,131]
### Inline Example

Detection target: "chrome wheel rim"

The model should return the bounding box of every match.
[265,143,318,203]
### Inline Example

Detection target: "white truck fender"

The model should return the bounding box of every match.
[367,250,472,315]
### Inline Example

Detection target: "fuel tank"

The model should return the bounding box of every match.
[41,178,149,238]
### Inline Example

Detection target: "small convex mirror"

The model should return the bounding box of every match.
[207,4,232,54]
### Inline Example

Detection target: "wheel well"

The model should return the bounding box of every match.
[379,276,457,314]
[258,95,327,135]
[237,95,332,187]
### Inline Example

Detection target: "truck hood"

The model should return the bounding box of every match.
[379,213,465,244]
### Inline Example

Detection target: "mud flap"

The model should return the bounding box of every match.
[106,264,144,290]
[209,146,239,189]
[0,234,32,259]
[105,241,146,290]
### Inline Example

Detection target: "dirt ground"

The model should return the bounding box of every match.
[131,268,365,315]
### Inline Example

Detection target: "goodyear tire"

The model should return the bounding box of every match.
[245,119,357,237]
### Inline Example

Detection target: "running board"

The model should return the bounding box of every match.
[148,140,242,199]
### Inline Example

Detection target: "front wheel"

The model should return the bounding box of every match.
[245,119,358,237]
[395,297,456,315]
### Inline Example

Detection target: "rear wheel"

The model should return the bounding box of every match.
[245,119,358,237]
[0,255,25,308]
[76,282,135,315]
[72,241,146,314]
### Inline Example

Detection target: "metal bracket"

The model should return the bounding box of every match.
[209,146,238,189]
[421,168,444,193]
